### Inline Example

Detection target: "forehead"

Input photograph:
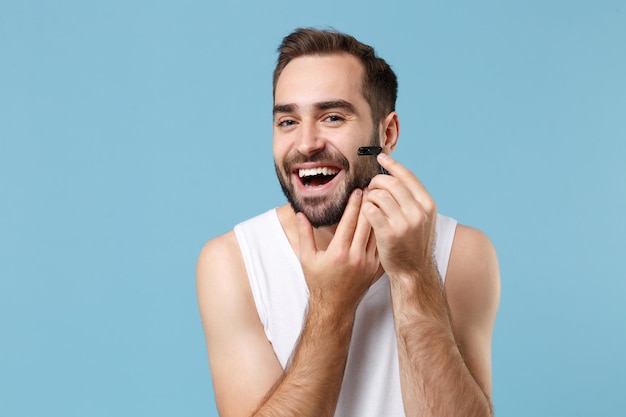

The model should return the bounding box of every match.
[274,53,366,106]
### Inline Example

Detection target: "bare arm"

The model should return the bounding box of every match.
[197,233,284,416]
[388,227,499,417]
[363,153,500,417]
[197,190,379,417]
[252,293,356,416]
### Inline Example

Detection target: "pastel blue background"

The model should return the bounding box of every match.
[1,1,624,416]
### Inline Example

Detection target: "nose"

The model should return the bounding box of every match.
[297,120,324,156]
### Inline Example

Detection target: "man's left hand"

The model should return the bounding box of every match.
[361,153,437,280]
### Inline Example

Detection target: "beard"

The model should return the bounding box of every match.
[275,130,381,228]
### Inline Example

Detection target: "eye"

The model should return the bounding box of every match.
[324,114,344,123]
[275,119,297,128]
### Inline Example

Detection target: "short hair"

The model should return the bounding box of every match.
[273,28,398,124]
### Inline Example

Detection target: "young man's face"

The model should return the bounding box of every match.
[273,53,381,228]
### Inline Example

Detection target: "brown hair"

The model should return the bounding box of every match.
[273,28,398,124]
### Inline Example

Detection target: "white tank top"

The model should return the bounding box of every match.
[234,209,457,416]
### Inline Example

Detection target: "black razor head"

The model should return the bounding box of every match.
[357,146,383,156]
[357,146,389,175]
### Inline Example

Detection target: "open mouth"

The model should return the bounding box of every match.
[298,167,339,187]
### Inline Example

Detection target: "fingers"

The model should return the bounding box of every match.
[376,153,414,184]
[298,189,366,256]
[351,209,373,252]
[372,153,436,216]
[365,222,378,258]
[331,189,363,248]
[296,212,317,258]
[376,154,433,206]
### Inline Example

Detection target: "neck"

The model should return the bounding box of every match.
[277,204,338,253]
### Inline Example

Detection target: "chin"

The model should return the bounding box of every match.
[291,190,351,228]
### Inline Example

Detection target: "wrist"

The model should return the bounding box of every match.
[306,295,357,333]
[388,269,450,324]
[388,264,442,296]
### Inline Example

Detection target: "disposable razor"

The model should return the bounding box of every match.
[357,146,389,175]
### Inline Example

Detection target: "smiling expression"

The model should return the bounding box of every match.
[273,53,381,227]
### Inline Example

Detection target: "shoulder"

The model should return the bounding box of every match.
[445,224,500,319]
[449,225,499,274]
[198,230,239,264]
[196,232,251,339]
[444,225,500,397]
[197,232,245,294]
[196,231,250,319]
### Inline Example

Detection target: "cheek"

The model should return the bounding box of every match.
[272,140,287,162]
[333,128,375,157]
[273,146,292,178]
[352,154,380,178]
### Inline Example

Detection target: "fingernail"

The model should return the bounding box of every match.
[354,189,363,197]
[377,153,388,161]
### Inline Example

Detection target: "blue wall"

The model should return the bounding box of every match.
[1,1,624,415]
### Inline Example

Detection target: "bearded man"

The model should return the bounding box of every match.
[197,28,500,417]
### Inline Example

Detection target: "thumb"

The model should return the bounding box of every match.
[296,212,317,259]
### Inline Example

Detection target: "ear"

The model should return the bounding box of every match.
[380,112,400,153]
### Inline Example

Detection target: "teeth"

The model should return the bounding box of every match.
[298,167,339,178]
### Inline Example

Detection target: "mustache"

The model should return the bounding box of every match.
[282,150,350,172]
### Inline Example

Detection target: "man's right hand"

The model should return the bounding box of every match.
[296,188,380,313]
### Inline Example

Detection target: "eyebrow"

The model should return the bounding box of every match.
[273,103,296,115]
[272,100,357,115]
[317,100,356,113]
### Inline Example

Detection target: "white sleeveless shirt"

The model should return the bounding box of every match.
[234,209,457,416]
